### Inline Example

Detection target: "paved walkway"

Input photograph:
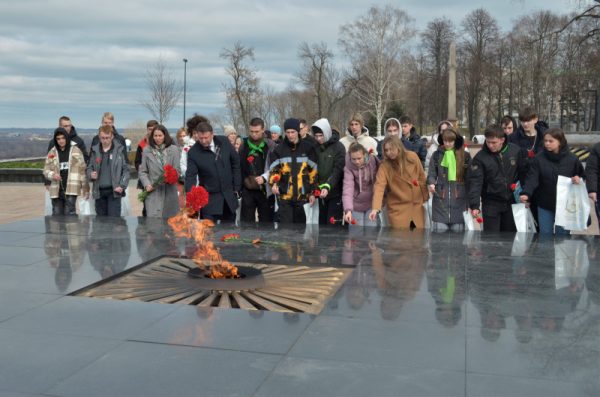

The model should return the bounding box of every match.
[0,182,143,224]
[0,181,597,234]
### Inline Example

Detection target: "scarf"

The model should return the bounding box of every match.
[153,144,166,167]
[247,139,266,156]
[440,149,456,182]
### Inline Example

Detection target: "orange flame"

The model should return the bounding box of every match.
[167,210,239,278]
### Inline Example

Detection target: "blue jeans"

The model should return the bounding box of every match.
[537,207,568,235]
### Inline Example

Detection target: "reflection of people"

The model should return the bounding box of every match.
[88,217,131,279]
[44,216,88,292]
[371,230,427,320]
[135,217,178,263]
[427,239,466,328]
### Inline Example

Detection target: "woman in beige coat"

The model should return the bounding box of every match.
[369,136,428,228]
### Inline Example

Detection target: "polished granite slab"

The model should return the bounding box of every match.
[0,215,597,396]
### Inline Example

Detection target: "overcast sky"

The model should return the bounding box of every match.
[0,0,577,129]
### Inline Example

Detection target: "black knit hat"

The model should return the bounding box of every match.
[283,118,300,133]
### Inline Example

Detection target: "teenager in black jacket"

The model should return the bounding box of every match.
[519,128,585,235]
[467,124,528,232]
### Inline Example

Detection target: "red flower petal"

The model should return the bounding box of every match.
[527,150,535,158]
[313,189,321,197]
[351,219,357,225]
[329,216,336,225]
[476,217,484,224]
[186,186,209,212]
[412,180,419,186]
[247,156,255,163]
[272,175,281,183]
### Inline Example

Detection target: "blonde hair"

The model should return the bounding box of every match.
[382,135,413,177]
[223,125,237,137]
[176,127,187,137]
[102,112,114,122]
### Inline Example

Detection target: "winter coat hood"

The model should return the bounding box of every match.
[345,125,370,138]
[53,127,71,150]
[383,118,401,136]
[436,128,464,150]
[311,118,332,142]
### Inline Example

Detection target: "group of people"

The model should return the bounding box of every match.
[43,106,600,235]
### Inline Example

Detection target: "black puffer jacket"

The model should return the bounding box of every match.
[586,142,600,194]
[521,146,585,211]
[316,130,346,200]
[467,140,528,210]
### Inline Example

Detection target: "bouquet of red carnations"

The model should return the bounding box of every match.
[138,164,179,202]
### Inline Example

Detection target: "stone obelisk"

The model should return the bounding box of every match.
[448,42,457,121]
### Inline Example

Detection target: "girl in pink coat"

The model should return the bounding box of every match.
[342,143,381,227]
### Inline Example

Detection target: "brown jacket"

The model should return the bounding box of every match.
[44,144,89,199]
[372,151,428,228]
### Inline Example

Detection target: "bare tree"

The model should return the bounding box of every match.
[141,58,182,124]
[220,42,260,132]
[421,18,455,123]
[297,42,333,119]
[459,8,499,136]
[338,5,415,136]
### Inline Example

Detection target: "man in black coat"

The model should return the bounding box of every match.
[239,117,275,223]
[184,120,241,222]
[467,124,528,232]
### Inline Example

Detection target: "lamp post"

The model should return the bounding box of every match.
[183,58,188,128]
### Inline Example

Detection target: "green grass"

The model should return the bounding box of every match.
[0,160,45,169]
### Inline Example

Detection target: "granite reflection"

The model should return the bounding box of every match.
[0,215,597,395]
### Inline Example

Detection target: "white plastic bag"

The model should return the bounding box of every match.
[303,201,319,224]
[121,186,131,216]
[510,232,534,257]
[44,190,52,215]
[555,176,590,230]
[235,197,242,226]
[462,210,482,231]
[423,196,433,229]
[554,239,590,289]
[511,203,537,233]
[78,197,95,215]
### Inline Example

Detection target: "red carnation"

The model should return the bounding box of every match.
[186,186,209,212]
[220,233,240,242]
[510,183,517,191]
[527,150,535,158]
[412,179,419,186]
[48,153,55,159]
[163,164,179,185]
[272,175,281,183]
[368,148,374,154]
[329,216,336,225]
[183,147,189,152]
[351,219,357,225]
[247,155,255,164]
[313,189,321,197]
[476,217,484,224]
[95,157,102,164]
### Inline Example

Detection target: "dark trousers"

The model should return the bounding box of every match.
[482,201,516,232]
[52,191,77,215]
[95,188,122,217]
[277,201,306,224]
[318,197,344,225]
[201,200,235,222]
[241,188,273,223]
